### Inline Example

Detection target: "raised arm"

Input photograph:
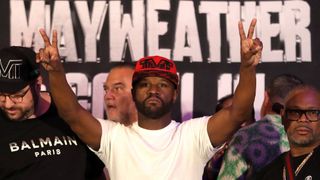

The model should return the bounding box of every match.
[207,19,262,147]
[37,29,101,150]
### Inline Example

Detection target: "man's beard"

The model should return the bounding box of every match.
[135,94,174,119]
[1,107,33,121]
[288,127,318,147]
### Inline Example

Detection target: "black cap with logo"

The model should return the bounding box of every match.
[0,46,40,93]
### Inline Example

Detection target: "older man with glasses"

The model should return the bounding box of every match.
[256,84,320,180]
[0,46,105,180]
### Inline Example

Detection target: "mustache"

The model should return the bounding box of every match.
[295,125,312,131]
[3,107,17,111]
[144,94,163,103]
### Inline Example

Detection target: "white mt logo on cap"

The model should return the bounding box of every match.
[0,59,23,80]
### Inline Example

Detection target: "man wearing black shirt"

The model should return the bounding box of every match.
[256,85,320,180]
[0,46,105,180]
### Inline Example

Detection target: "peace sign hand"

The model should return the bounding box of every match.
[239,18,263,68]
[37,29,63,72]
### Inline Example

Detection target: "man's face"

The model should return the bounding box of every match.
[133,76,177,119]
[104,67,135,123]
[0,85,35,121]
[283,89,320,148]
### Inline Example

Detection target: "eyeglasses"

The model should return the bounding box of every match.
[284,109,320,122]
[0,87,31,103]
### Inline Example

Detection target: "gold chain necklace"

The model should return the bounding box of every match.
[282,151,313,180]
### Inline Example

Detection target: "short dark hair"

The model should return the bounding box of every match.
[268,74,304,102]
[215,94,234,113]
[215,94,255,123]
[267,74,303,114]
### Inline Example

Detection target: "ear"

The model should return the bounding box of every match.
[280,108,287,127]
[131,88,136,101]
[172,88,179,103]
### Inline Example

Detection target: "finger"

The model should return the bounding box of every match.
[249,38,263,54]
[36,52,40,63]
[37,48,44,62]
[253,38,263,49]
[249,45,263,57]
[38,48,50,63]
[256,51,262,63]
[247,18,257,39]
[238,20,246,41]
[39,29,51,47]
[52,30,58,48]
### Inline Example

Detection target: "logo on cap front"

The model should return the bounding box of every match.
[138,57,174,72]
[0,59,23,80]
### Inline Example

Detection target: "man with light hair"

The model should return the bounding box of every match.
[103,63,137,125]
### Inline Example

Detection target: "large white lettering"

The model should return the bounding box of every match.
[147,0,171,57]
[173,1,202,62]
[75,1,108,62]
[10,0,45,49]
[109,0,144,61]
[199,1,228,62]
[9,0,312,62]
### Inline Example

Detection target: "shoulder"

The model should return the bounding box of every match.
[98,118,120,129]
[227,116,286,159]
[314,145,320,157]
[181,116,210,125]
[254,152,285,178]
[177,116,210,132]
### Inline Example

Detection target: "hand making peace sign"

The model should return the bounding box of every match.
[37,29,63,72]
[239,18,263,68]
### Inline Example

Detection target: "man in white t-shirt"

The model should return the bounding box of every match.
[36,18,262,179]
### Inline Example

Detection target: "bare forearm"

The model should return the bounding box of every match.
[207,65,256,146]
[48,69,101,149]
[48,69,82,121]
[231,65,256,123]
[207,19,261,146]
[38,29,102,150]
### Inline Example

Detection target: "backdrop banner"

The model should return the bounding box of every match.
[0,0,319,121]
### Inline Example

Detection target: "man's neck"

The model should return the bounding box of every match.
[137,113,172,130]
[290,143,320,157]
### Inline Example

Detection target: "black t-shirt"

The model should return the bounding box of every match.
[0,102,104,180]
[255,145,320,180]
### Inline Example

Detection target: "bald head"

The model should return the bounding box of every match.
[104,65,137,125]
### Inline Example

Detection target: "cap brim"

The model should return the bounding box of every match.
[0,80,29,93]
[132,70,178,88]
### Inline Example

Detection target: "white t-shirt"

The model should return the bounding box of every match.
[91,116,219,180]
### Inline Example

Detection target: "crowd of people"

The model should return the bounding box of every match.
[0,17,319,180]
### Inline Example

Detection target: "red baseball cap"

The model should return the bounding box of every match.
[132,56,179,88]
